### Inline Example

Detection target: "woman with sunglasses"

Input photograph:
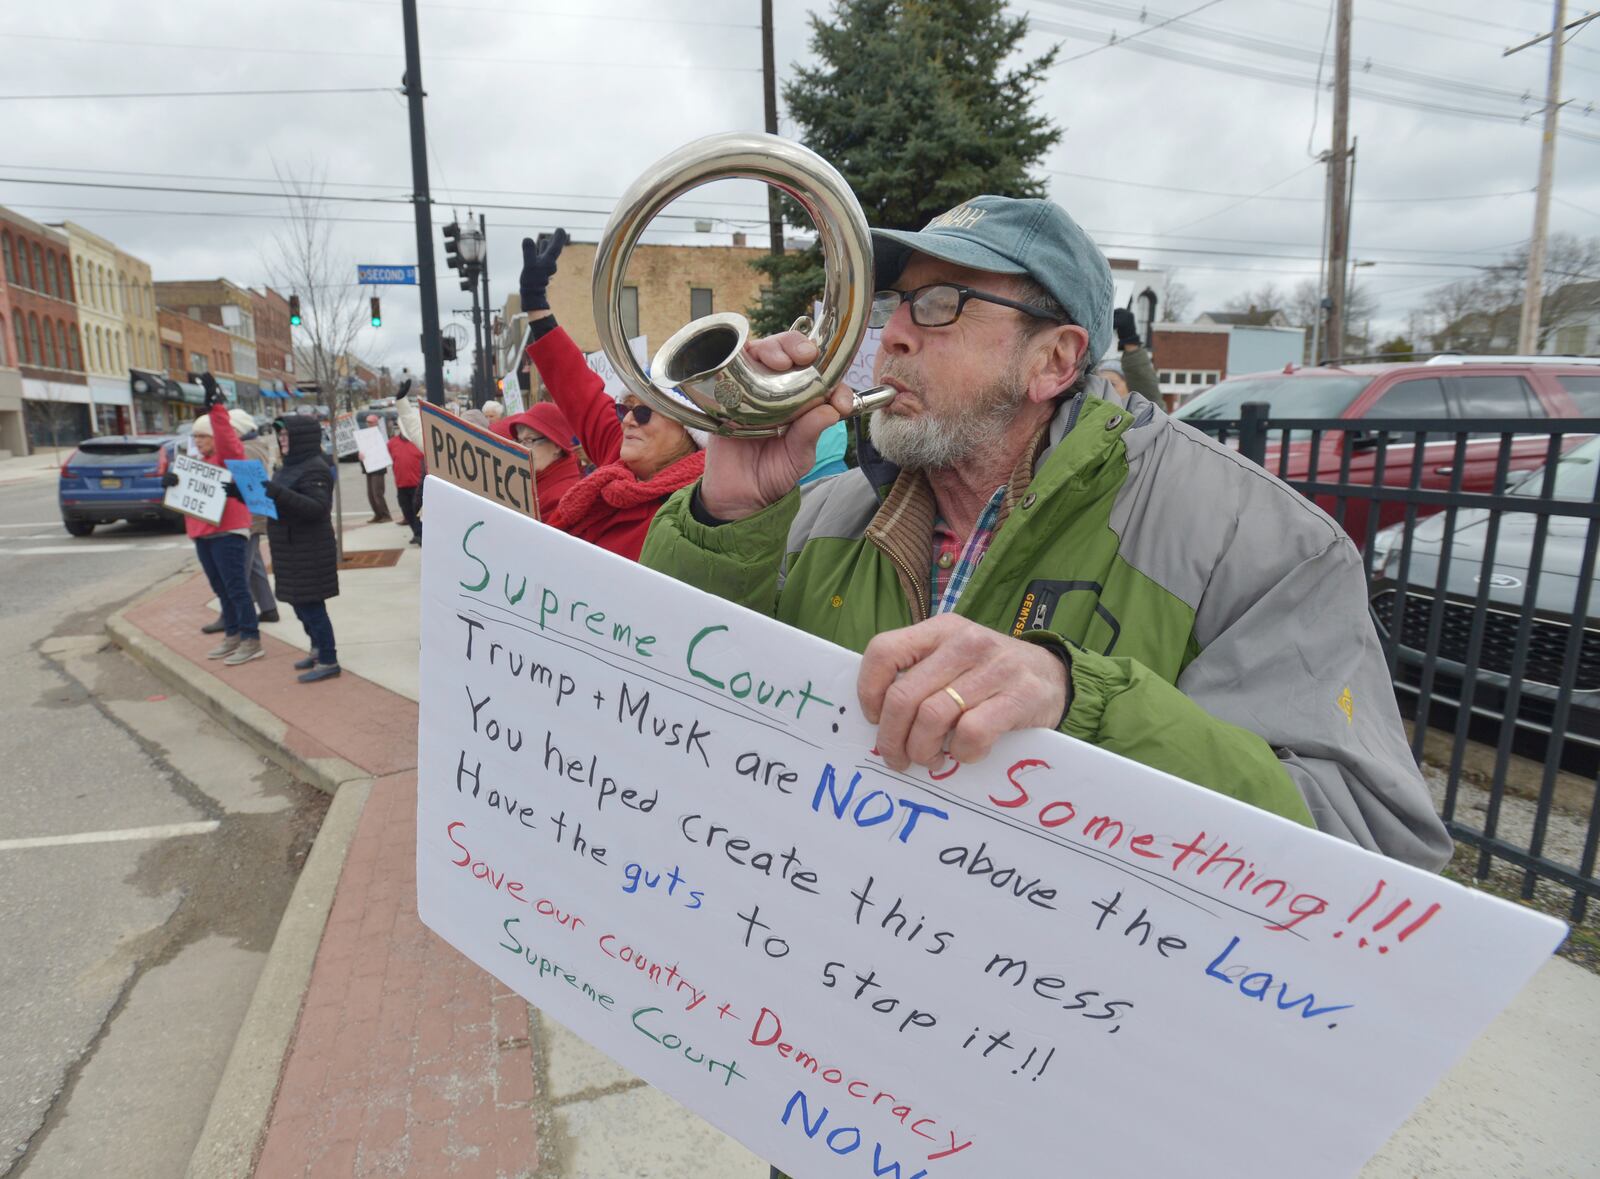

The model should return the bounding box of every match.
[517,230,708,560]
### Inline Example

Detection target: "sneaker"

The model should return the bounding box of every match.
[201,616,227,635]
[409,535,422,546]
[206,635,241,660]
[293,651,318,671]
[223,638,264,666]
[258,608,280,623]
[297,663,342,683]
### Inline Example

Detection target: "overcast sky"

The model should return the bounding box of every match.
[5,0,1599,376]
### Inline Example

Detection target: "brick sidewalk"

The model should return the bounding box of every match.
[121,573,541,1178]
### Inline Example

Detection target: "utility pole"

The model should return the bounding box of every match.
[761,0,784,256]
[401,0,445,405]
[479,212,493,398]
[1324,0,1352,366]
[1517,0,1568,355]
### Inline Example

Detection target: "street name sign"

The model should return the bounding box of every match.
[357,265,418,285]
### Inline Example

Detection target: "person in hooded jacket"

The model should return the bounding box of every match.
[518,229,706,561]
[493,401,587,519]
[265,413,343,683]
[164,376,264,666]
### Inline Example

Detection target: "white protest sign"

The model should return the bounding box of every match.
[416,477,1565,1179]
[355,426,391,473]
[817,300,883,392]
[162,452,232,525]
[501,324,531,416]
[583,335,649,397]
[333,412,359,458]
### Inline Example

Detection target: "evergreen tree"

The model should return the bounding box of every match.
[748,0,1062,335]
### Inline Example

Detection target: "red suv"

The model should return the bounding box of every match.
[1173,356,1600,547]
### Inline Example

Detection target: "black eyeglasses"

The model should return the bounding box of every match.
[615,401,655,426]
[868,282,1068,330]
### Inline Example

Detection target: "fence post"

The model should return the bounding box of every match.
[1238,401,1269,468]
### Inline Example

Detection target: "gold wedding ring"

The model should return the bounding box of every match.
[944,685,968,713]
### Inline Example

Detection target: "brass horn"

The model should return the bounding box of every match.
[591,132,896,438]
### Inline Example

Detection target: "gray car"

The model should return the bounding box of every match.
[1369,435,1600,759]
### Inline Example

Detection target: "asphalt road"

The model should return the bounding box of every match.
[0,469,342,1177]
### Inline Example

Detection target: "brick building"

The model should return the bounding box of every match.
[250,286,297,403]
[157,306,233,427]
[0,206,90,451]
[154,278,262,413]
[1149,320,1306,405]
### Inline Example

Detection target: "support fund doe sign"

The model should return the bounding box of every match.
[414,477,1565,1179]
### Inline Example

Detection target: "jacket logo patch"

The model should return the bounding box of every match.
[1012,580,1122,656]
[1337,686,1354,725]
[830,595,844,609]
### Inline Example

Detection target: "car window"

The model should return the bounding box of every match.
[77,441,166,456]
[1557,374,1600,415]
[1173,375,1371,439]
[1451,375,1543,429]
[1510,435,1600,500]
[1364,377,1450,422]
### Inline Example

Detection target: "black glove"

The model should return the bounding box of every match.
[397,378,413,400]
[223,482,242,500]
[520,229,569,312]
[161,471,180,488]
[198,372,226,408]
[1113,307,1140,350]
[264,479,283,499]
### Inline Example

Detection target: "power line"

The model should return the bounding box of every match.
[0,86,395,101]
[1042,165,1530,203]
[315,0,760,28]
[0,30,762,72]
[1056,0,1230,63]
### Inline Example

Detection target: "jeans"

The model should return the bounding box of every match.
[396,484,422,541]
[195,533,259,640]
[293,601,337,666]
[247,533,277,612]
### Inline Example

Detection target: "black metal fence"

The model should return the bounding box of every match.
[1184,407,1600,923]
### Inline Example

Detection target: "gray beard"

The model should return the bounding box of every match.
[868,366,1027,470]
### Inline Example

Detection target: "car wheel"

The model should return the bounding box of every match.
[63,519,95,537]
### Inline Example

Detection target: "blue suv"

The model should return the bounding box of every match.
[58,435,182,536]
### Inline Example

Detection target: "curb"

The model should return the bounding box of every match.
[106,597,366,797]
[184,777,374,1179]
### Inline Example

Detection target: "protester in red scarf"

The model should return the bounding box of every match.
[494,401,587,519]
[519,230,706,561]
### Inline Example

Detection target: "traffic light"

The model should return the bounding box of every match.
[370,296,381,327]
[288,294,302,326]
[443,222,462,274]
[441,336,458,361]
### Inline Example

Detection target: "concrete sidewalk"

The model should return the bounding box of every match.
[109,517,1600,1178]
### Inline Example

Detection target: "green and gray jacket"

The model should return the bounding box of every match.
[642,392,1453,871]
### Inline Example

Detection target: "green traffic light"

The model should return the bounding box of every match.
[371,316,382,327]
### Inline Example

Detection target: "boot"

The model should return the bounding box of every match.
[206,635,241,660]
[293,650,318,671]
[201,616,227,635]
[223,638,264,666]
[258,608,280,623]
[297,662,342,684]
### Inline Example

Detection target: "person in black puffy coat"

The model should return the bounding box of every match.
[266,414,342,683]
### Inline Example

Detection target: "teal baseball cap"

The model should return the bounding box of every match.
[871,195,1114,363]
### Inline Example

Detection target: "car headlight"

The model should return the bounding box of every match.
[1369,524,1405,576]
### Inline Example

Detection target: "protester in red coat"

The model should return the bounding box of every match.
[519,230,705,561]
[495,401,587,519]
[387,421,425,546]
[162,376,263,665]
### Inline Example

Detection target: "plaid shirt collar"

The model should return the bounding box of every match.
[930,484,1008,615]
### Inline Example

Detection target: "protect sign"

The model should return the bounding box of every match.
[419,400,538,520]
[163,452,232,525]
[415,477,1566,1179]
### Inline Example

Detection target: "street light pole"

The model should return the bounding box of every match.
[401,0,445,405]
[479,212,493,401]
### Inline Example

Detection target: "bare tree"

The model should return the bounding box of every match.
[1416,234,1600,353]
[1222,283,1288,317]
[264,164,370,411]
[1161,274,1195,323]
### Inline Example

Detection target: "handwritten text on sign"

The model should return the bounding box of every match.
[419,400,537,521]
[415,477,1564,1179]
[163,452,232,525]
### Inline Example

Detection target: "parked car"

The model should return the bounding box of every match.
[58,434,182,536]
[1368,434,1600,767]
[1173,355,1600,547]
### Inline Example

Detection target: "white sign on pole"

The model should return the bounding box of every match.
[501,324,531,416]
[416,478,1565,1179]
[354,426,391,473]
[583,335,649,397]
[333,412,359,458]
[162,452,232,525]
[816,300,883,393]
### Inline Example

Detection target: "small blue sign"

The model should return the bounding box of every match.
[358,265,418,285]
[224,459,278,519]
